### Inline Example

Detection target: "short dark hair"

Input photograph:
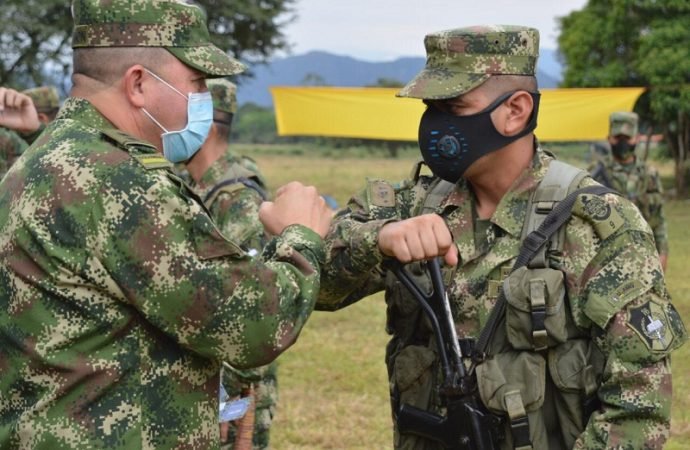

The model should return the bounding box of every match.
[73,47,174,84]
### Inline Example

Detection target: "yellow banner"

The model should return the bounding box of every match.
[270,86,645,142]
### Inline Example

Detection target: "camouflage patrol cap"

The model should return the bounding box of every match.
[22,86,60,112]
[71,0,246,77]
[207,78,237,114]
[609,111,638,138]
[397,25,539,100]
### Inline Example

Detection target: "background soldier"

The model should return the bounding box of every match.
[23,85,61,124]
[181,78,278,450]
[316,25,686,449]
[0,1,332,448]
[590,111,669,271]
[0,86,39,178]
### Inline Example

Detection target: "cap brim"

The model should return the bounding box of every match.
[167,45,246,78]
[396,68,490,100]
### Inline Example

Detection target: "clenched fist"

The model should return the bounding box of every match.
[378,214,458,266]
[259,181,333,238]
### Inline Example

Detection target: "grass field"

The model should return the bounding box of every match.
[236,143,690,449]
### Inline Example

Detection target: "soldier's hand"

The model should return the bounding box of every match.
[259,181,333,238]
[0,87,41,134]
[378,214,458,266]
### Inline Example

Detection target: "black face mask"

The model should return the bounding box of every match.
[611,140,635,159]
[418,91,541,183]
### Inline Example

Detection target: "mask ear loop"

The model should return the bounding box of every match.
[141,108,170,133]
[144,68,190,100]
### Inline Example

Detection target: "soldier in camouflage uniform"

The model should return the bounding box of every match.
[0,1,333,449]
[182,78,278,450]
[23,85,61,125]
[589,111,669,271]
[316,26,687,449]
[0,127,28,179]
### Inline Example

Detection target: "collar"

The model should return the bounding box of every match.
[439,147,553,265]
[57,97,118,131]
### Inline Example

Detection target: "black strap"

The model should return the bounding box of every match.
[202,176,268,204]
[473,184,615,363]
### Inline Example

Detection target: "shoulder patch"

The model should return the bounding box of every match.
[131,154,173,170]
[573,194,624,240]
[367,180,396,207]
[627,299,685,353]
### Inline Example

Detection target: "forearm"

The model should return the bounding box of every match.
[317,216,392,310]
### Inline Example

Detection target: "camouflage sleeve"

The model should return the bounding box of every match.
[95,163,325,369]
[18,122,46,146]
[567,193,687,449]
[0,128,29,178]
[317,178,410,311]
[644,168,668,256]
[208,182,267,254]
[206,169,273,392]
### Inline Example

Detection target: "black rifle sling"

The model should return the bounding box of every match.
[473,184,616,363]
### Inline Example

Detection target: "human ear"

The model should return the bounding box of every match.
[123,65,147,109]
[501,91,534,136]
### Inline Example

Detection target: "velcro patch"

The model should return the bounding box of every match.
[609,279,644,306]
[627,300,674,353]
[132,154,173,170]
[574,194,624,240]
[367,180,396,207]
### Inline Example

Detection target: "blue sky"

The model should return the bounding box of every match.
[281,0,588,61]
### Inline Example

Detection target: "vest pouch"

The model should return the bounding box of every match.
[392,344,436,410]
[476,351,547,449]
[385,264,432,339]
[503,266,568,350]
[547,339,600,448]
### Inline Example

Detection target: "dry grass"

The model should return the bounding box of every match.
[238,145,689,449]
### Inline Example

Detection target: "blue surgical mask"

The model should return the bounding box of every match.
[141,69,213,163]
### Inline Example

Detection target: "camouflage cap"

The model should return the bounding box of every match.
[22,86,60,112]
[71,0,246,77]
[207,78,237,114]
[397,25,539,100]
[609,111,638,138]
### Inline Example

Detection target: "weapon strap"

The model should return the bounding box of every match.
[474,183,615,361]
[474,182,614,450]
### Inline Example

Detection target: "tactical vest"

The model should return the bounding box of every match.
[202,158,268,208]
[384,161,605,450]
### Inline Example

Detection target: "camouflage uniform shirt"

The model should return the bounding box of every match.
[188,150,277,449]
[591,156,668,257]
[0,98,325,449]
[317,148,686,449]
[0,127,28,180]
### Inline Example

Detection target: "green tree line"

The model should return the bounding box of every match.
[558,0,690,195]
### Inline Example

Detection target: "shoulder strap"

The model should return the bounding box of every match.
[473,168,615,364]
[520,160,588,268]
[421,178,456,215]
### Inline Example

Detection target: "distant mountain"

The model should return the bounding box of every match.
[237,50,563,107]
